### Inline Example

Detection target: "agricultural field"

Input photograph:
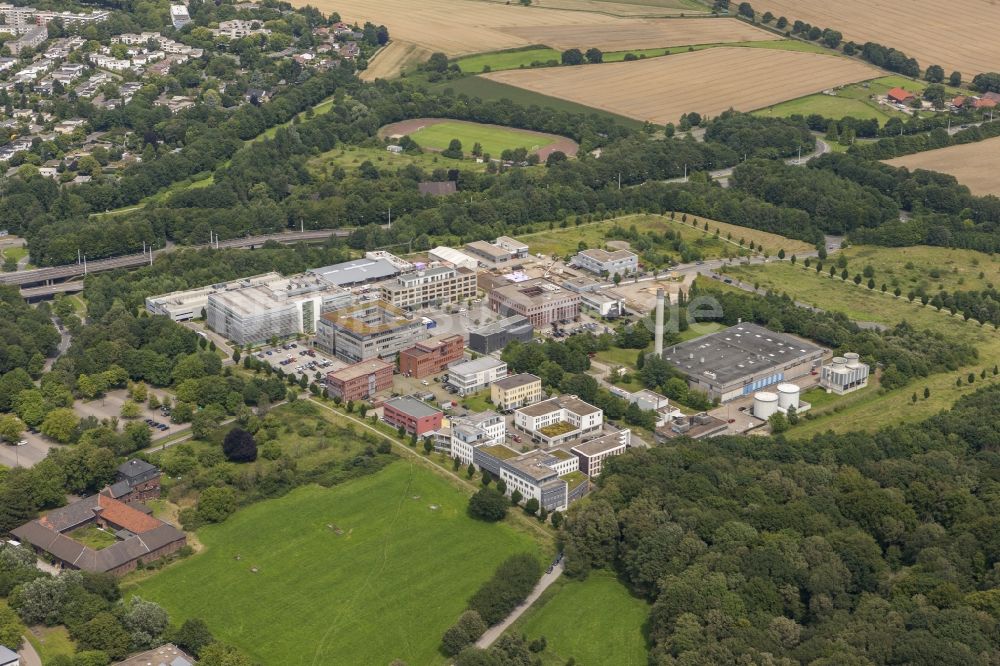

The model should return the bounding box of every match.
[378,118,578,159]
[885,135,1000,196]
[361,41,431,81]
[457,38,830,73]
[716,254,1000,435]
[321,0,624,56]
[130,461,543,665]
[483,48,881,124]
[498,17,775,52]
[491,0,708,16]
[505,571,650,665]
[516,213,814,258]
[750,0,1000,78]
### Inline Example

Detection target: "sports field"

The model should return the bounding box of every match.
[378,118,578,159]
[751,0,1000,78]
[885,135,1000,197]
[482,48,881,124]
[130,461,543,665]
[506,571,650,665]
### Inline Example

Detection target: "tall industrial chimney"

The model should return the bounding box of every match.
[654,288,665,356]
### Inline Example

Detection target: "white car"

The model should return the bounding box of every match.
[421,380,430,386]
[16,439,27,446]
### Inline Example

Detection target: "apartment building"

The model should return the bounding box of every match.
[378,265,477,310]
[445,357,507,396]
[572,248,639,277]
[169,4,190,29]
[491,373,543,411]
[316,300,426,363]
[489,279,580,328]
[325,358,393,403]
[398,334,464,378]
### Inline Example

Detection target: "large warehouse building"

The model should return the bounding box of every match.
[662,323,824,402]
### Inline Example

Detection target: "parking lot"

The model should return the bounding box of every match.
[252,341,347,384]
[74,388,185,440]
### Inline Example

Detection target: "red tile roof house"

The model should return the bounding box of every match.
[12,494,186,576]
[887,87,916,104]
[382,396,443,436]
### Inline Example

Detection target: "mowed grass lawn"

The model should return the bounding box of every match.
[507,570,650,665]
[411,121,557,156]
[754,92,894,123]
[129,461,543,665]
[717,258,1000,436]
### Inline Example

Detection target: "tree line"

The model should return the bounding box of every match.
[560,381,1000,664]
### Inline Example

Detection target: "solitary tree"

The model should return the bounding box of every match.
[468,488,508,522]
[222,428,257,462]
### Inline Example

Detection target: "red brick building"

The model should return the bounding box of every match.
[382,396,443,436]
[326,358,394,402]
[399,334,464,378]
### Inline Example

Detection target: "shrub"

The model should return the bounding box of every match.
[466,554,542,625]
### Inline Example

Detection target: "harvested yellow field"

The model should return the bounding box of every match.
[314,0,615,56]
[494,0,708,17]
[302,0,752,58]
[360,41,431,81]
[482,47,880,124]
[498,17,774,51]
[885,136,1000,197]
[751,0,1000,79]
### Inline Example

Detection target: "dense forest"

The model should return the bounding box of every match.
[562,382,1000,664]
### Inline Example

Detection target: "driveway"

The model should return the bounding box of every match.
[475,561,564,649]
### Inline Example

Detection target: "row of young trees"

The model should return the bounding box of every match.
[561,381,1000,664]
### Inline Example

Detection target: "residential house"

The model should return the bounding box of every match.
[887,87,915,104]
[103,459,161,504]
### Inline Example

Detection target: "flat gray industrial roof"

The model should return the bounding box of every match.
[449,356,506,376]
[384,396,441,419]
[662,323,822,386]
[309,258,399,286]
[471,315,531,337]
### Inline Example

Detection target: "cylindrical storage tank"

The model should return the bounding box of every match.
[754,391,779,420]
[844,352,860,368]
[777,383,800,410]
